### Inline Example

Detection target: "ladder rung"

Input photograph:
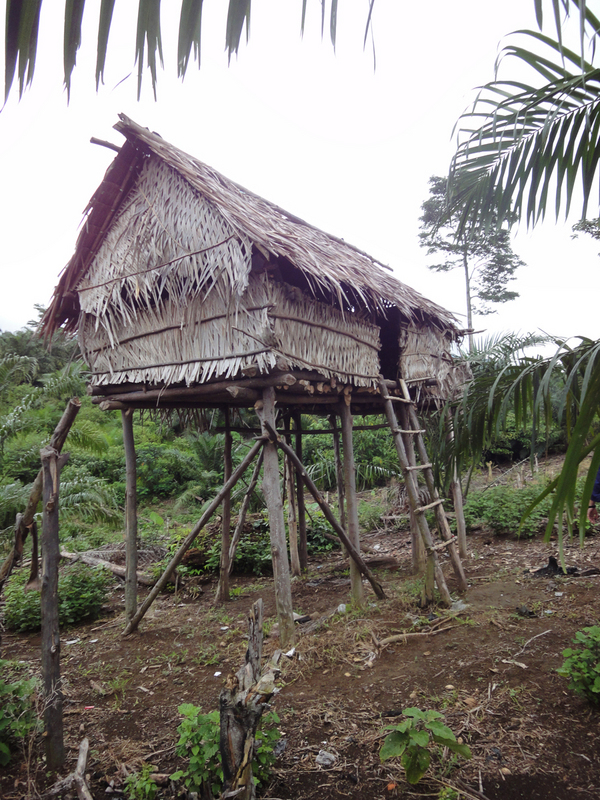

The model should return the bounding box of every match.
[391,428,426,435]
[385,395,413,404]
[428,536,457,553]
[405,463,432,471]
[414,498,444,513]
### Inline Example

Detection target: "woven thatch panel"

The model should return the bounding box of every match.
[77,155,252,347]
[82,271,381,388]
[266,281,380,386]
[398,324,470,402]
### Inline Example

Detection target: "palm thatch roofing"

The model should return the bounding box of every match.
[43,114,460,342]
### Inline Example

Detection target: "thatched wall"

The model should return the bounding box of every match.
[82,269,381,389]
[398,324,470,402]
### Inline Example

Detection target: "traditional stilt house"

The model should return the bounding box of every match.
[42,115,469,646]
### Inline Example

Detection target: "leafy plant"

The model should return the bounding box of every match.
[557,626,600,705]
[380,708,471,785]
[0,661,39,766]
[124,762,158,800]
[3,563,112,632]
[463,482,555,537]
[170,704,280,796]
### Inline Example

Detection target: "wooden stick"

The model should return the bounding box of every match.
[43,737,93,800]
[122,409,138,622]
[293,411,308,571]
[122,438,266,636]
[257,388,295,648]
[41,446,68,770]
[339,402,365,606]
[0,398,81,589]
[264,422,385,600]
[216,409,233,601]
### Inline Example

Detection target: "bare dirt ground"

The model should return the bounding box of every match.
[2,510,600,799]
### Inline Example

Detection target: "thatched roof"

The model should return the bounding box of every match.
[43,114,460,339]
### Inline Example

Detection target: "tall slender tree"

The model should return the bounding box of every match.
[419,176,525,350]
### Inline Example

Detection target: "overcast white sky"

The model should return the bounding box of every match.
[1,0,599,345]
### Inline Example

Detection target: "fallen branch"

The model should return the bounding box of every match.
[43,737,93,800]
[513,628,552,659]
[60,549,156,586]
[375,624,460,648]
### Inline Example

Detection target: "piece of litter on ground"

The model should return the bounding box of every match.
[315,750,336,767]
[555,592,564,597]
[214,671,222,677]
[337,603,347,614]
[220,626,229,631]
[88,638,98,644]
[544,610,554,615]
[65,639,80,645]
[84,706,95,710]
[451,599,469,613]
[285,647,296,658]
[501,659,527,669]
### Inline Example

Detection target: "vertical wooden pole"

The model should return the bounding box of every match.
[329,414,346,556]
[293,411,308,571]
[216,409,233,601]
[283,416,301,577]
[399,405,426,575]
[258,388,295,647]
[339,400,365,607]
[446,411,468,559]
[40,446,68,771]
[121,410,138,623]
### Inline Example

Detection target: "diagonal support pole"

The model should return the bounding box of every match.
[263,421,385,600]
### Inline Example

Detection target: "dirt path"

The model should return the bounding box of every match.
[2,525,600,799]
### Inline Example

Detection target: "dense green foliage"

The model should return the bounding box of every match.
[558,627,600,705]
[463,481,555,538]
[170,703,280,796]
[3,564,112,632]
[0,660,39,765]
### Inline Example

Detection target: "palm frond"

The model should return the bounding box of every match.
[67,419,109,456]
[448,1,600,231]
[4,0,376,103]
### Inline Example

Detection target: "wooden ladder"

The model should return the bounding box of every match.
[379,377,467,606]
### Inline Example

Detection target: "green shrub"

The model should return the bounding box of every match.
[136,444,199,499]
[557,626,600,705]
[0,661,39,765]
[358,497,385,532]
[124,763,158,800]
[380,707,471,785]
[463,482,554,537]
[170,704,280,796]
[3,563,112,632]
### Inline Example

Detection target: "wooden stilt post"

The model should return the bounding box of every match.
[123,438,265,636]
[446,410,468,559]
[221,450,264,585]
[121,409,138,623]
[264,422,385,599]
[339,400,365,607]
[284,416,301,577]
[40,446,69,771]
[329,413,346,554]
[293,411,308,570]
[216,409,233,602]
[257,388,295,647]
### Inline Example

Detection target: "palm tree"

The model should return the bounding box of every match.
[4,0,375,103]
[441,0,600,553]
